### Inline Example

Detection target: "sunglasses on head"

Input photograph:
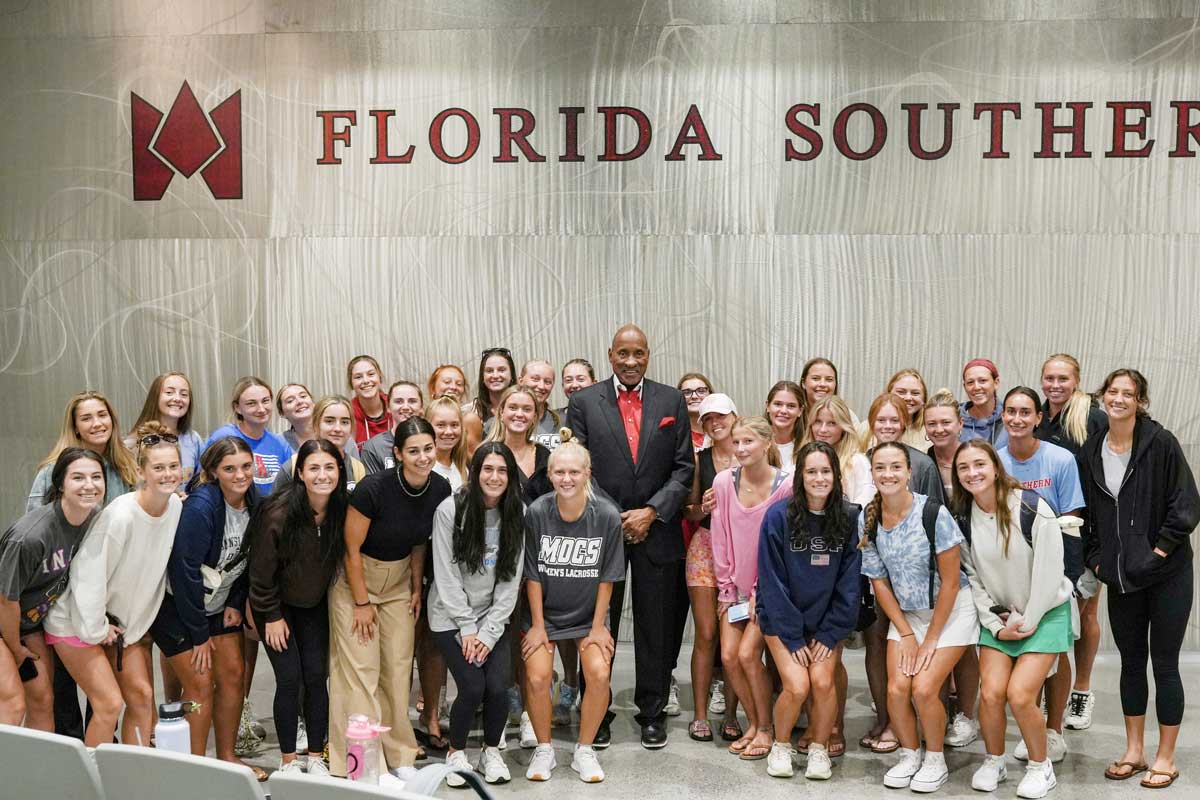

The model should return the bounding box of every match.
[139,433,179,447]
[481,347,512,359]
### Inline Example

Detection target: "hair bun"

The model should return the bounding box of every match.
[558,427,574,444]
[929,388,957,404]
[135,420,169,440]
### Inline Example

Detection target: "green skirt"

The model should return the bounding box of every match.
[980,600,1073,657]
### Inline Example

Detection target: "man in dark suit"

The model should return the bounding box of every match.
[567,324,694,749]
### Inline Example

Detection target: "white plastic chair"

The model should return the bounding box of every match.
[269,772,414,799]
[0,723,105,800]
[94,743,265,800]
[269,763,491,799]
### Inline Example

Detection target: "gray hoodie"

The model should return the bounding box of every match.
[427,495,523,649]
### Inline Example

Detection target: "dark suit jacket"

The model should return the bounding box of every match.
[566,377,695,565]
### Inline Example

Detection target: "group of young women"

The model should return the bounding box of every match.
[0,350,1195,795]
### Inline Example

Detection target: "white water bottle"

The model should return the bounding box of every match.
[345,714,390,784]
[154,702,191,753]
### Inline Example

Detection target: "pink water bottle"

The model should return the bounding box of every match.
[345,714,390,784]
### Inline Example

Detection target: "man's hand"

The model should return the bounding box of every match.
[620,507,656,543]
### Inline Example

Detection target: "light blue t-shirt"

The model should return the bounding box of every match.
[998,441,1085,515]
[859,494,969,611]
[205,424,293,496]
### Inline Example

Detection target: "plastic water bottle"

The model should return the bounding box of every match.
[154,702,191,754]
[345,714,390,784]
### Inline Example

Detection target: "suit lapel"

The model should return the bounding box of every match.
[600,379,637,472]
[634,381,657,472]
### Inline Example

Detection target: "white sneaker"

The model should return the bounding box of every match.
[1015,730,1066,763]
[526,744,556,781]
[1017,760,1057,799]
[910,751,949,793]
[295,717,308,753]
[497,734,507,751]
[883,747,925,789]
[708,680,726,715]
[571,743,605,783]
[805,743,833,781]
[305,757,329,778]
[1064,690,1095,730]
[519,711,538,749]
[1046,730,1067,763]
[477,746,510,784]
[444,750,471,788]
[766,742,795,778]
[972,754,1008,791]
[278,759,305,775]
[944,712,980,747]
[664,676,681,716]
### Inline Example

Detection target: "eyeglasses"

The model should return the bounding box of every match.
[681,387,711,398]
[139,433,179,447]
[481,347,512,359]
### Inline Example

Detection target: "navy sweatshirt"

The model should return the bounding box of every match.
[756,498,861,652]
[167,481,259,647]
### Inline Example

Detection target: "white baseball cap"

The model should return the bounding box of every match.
[697,393,737,419]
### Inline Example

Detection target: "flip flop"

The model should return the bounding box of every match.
[727,735,753,755]
[796,736,810,755]
[688,720,714,742]
[829,733,846,759]
[859,733,879,749]
[720,721,744,742]
[1104,760,1148,780]
[246,764,268,782]
[415,728,449,752]
[739,741,772,761]
[871,734,900,754]
[1140,769,1180,789]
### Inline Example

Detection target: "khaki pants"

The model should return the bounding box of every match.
[328,555,417,776]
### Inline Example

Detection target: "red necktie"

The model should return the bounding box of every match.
[617,385,643,463]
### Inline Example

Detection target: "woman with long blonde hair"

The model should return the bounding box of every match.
[712,416,792,763]
[28,391,137,511]
[1036,354,1108,733]
[800,396,873,506]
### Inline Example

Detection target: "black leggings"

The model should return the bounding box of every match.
[433,628,511,751]
[257,601,329,754]
[1107,562,1192,726]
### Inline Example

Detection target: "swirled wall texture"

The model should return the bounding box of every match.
[2,1,1199,646]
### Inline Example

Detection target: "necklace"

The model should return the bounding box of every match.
[396,465,429,497]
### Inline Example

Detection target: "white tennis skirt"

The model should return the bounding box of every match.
[887,585,980,648]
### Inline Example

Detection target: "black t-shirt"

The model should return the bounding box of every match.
[1035,398,1108,458]
[349,469,452,562]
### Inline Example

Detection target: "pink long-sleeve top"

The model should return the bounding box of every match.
[710,467,794,603]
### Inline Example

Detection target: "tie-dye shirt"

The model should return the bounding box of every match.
[859,494,968,611]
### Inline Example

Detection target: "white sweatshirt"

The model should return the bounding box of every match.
[44,492,182,644]
[961,492,1074,635]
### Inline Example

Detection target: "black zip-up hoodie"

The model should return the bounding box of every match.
[1080,416,1200,594]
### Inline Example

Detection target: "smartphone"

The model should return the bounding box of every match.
[18,657,38,683]
[727,601,751,624]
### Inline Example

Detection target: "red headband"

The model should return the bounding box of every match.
[962,358,999,380]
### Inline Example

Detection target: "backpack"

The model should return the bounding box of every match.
[947,489,1084,592]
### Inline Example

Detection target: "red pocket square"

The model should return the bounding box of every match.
[659,416,676,428]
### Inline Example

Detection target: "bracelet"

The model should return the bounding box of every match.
[355,600,372,607]
[900,632,915,639]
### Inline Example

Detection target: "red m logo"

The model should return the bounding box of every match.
[131,81,242,200]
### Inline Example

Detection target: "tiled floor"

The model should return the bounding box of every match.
[238,646,1198,798]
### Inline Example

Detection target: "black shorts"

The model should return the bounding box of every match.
[151,595,242,658]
